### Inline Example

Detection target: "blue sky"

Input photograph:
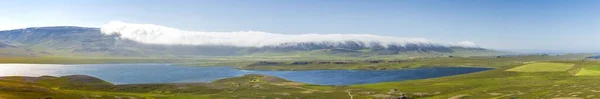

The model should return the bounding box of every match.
[1,0,599,53]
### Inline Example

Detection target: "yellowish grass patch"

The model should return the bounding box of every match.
[575,67,600,76]
[506,62,573,72]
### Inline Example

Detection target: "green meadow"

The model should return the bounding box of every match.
[575,66,600,76]
[239,54,590,70]
[353,60,600,99]
[506,62,574,72]
[1,54,599,99]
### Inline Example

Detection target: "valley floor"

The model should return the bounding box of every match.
[239,54,590,70]
[2,60,600,99]
[1,54,599,99]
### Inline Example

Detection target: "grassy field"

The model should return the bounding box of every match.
[239,54,591,70]
[506,62,574,72]
[0,74,364,99]
[0,53,590,70]
[575,66,600,76]
[352,60,600,99]
[1,54,599,98]
[2,60,600,99]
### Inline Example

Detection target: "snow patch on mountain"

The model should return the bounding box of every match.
[100,21,479,48]
[451,41,479,48]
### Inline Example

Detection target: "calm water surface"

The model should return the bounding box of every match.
[0,64,490,85]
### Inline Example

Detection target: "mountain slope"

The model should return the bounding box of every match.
[0,27,246,57]
[588,55,600,59]
[0,26,508,58]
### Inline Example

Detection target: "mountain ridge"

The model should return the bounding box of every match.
[0,26,507,58]
[101,21,481,48]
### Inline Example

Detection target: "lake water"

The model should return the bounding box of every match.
[0,64,490,85]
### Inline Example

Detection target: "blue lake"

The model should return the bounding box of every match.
[0,64,490,85]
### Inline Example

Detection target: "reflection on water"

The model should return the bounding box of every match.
[0,64,490,85]
[0,64,72,77]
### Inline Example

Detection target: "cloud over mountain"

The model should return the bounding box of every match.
[101,21,478,48]
[451,41,479,48]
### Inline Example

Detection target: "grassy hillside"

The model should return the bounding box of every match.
[505,62,574,72]
[2,60,600,98]
[353,60,600,99]
[0,74,365,99]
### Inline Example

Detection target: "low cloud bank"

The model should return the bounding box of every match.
[100,21,478,48]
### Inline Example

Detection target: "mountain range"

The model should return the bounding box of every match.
[0,23,507,58]
[588,55,600,59]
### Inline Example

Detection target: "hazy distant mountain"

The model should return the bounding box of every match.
[588,55,600,59]
[0,27,244,57]
[0,26,506,57]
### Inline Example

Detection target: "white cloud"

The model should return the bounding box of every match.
[101,21,479,48]
[451,41,479,48]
